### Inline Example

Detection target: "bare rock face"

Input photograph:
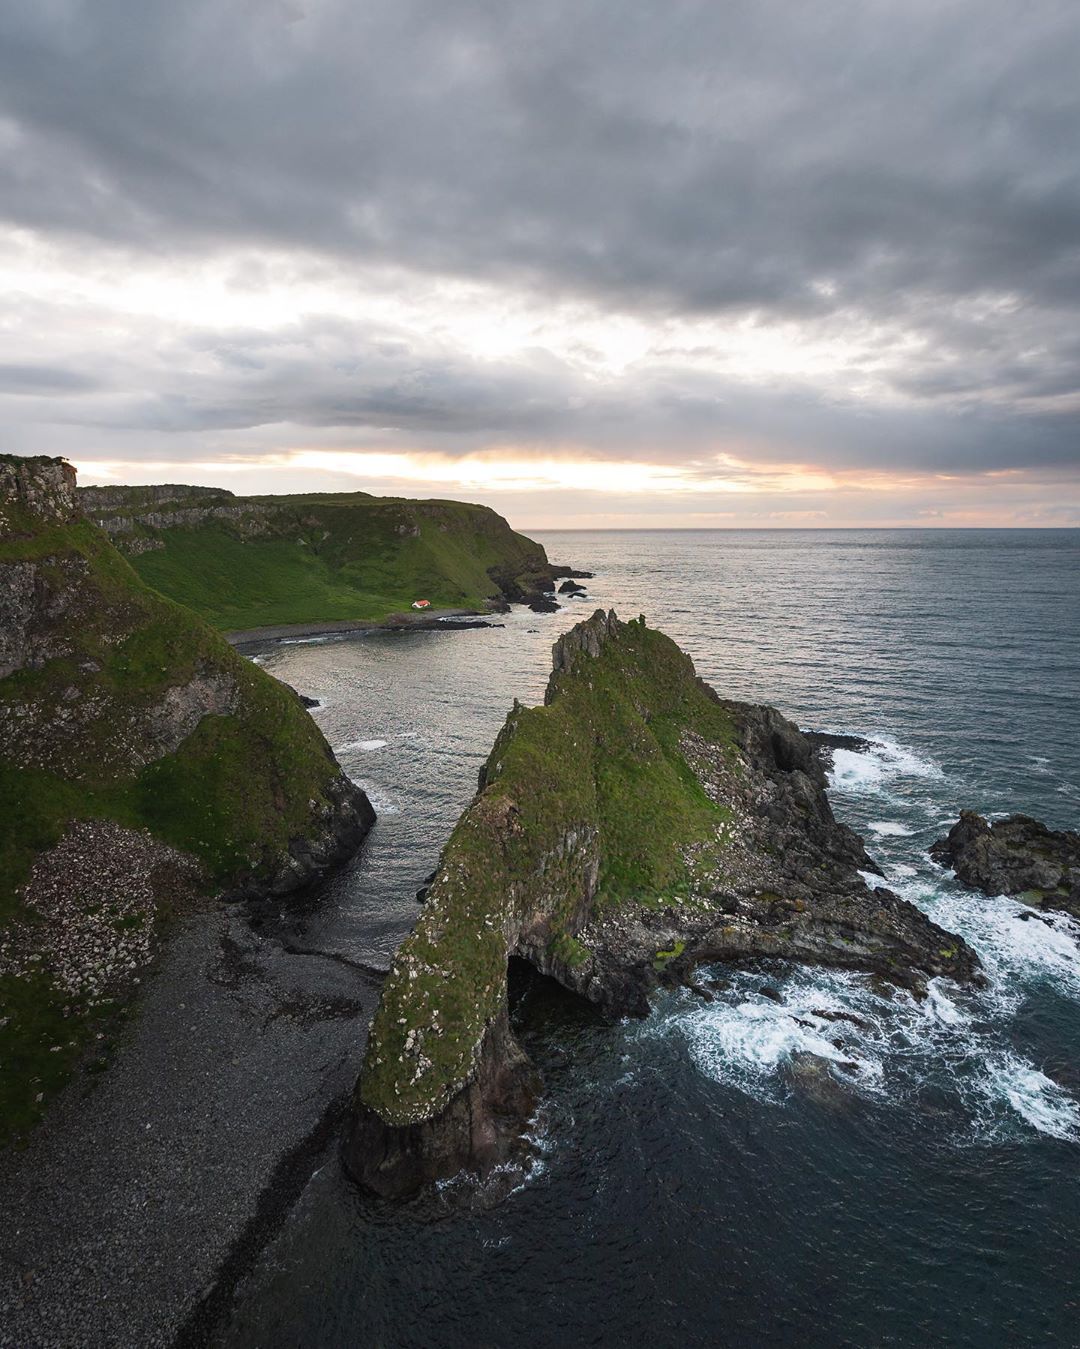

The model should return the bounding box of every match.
[931,810,1080,918]
[345,610,979,1199]
[345,1005,541,1200]
[0,454,77,525]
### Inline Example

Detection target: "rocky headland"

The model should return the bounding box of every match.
[345,609,979,1198]
[0,454,375,1144]
[79,481,586,634]
[931,810,1079,918]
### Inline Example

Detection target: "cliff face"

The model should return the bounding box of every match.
[78,482,561,630]
[346,610,979,1198]
[0,455,375,1143]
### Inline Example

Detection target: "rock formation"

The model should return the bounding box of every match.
[931,810,1079,917]
[0,455,375,1142]
[345,609,978,1198]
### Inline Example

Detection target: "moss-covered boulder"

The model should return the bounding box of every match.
[346,610,978,1198]
[78,482,571,632]
[0,455,375,1144]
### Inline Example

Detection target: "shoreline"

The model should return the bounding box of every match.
[224,606,497,647]
[0,899,384,1347]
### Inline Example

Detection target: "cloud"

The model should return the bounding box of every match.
[0,0,1077,508]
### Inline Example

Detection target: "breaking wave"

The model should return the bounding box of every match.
[644,734,1080,1144]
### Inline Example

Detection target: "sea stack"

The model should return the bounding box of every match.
[345,610,979,1198]
[931,811,1080,918]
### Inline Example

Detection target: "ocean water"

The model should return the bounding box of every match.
[228,529,1080,1348]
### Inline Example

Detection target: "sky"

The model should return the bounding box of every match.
[1,0,1079,528]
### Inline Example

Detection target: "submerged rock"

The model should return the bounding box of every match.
[345,610,977,1199]
[930,810,1079,918]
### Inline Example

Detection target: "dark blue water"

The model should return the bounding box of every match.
[228,529,1080,1348]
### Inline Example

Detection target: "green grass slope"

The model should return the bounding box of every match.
[81,487,552,631]
[1,457,370,1143]
[360,612,736,1125]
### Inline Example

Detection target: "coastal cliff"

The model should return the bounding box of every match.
[346,610,979,1197]
[0,455,375,1142]
[79,483,573,631]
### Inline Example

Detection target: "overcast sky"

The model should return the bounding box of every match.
[2,0,1079,526]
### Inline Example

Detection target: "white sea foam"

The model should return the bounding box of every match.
[975,1054,1080,1142]
[650,969,896,1107]
[829,738,944,795]
[647,868,1080,1142]
[346,778,400,814]
[902,878,1080,1015]
[338,738,388,752]
[867,820,915,837]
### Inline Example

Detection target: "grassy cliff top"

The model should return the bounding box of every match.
[79,483,551,631]
[1,468,368,1143]
[360,610,736,1126]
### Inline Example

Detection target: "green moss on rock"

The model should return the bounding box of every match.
[360,611,736,1126]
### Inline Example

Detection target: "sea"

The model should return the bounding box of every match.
[223,529,1080,1348]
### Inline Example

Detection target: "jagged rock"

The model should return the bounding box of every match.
[931,810,1080,918]
[345,609,978,1198]
[802,730,875,770]
[558,579,587,595]
[345,1005,540,1200]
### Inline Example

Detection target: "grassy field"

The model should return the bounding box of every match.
[87,490,550,631]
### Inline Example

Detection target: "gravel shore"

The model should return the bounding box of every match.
[224,607,488,647]
[0,901,381,1348]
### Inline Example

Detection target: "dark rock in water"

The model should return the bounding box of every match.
[432,619,503,631]
[759,984,784,1003]
[346,610,978,1200]
[276,680,321,708]
[787,1052,856,1106]
[930,810,1080,919]
[558,580,587,595]
[686,980,716,1002]
[550,567,595,579]
[802,730,875,770]
[527,597,560,613]
[812,1008,873,1032]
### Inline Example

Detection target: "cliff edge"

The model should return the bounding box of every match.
[79,482,575,631]
[0,455,375,1143]
[345,610,978,1197]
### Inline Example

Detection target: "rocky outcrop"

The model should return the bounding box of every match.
[1,454,376,1142]
[931,811,1080,917]
[345,610,978,1198]
[346,1005,541,1199]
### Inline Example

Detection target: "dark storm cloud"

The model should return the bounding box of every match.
[1,0,1079,475]
[1,1,1078,315]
